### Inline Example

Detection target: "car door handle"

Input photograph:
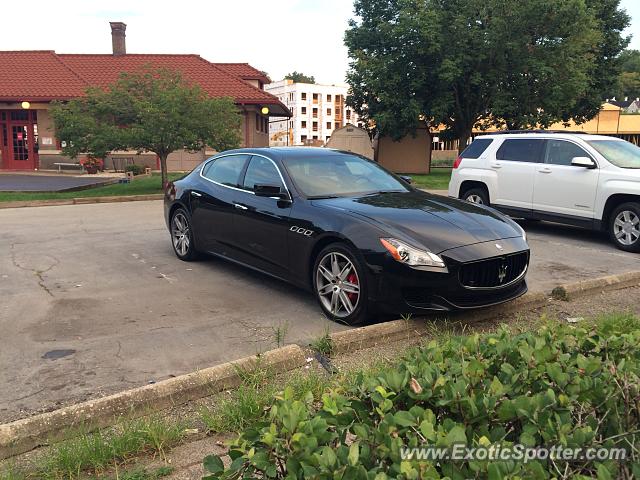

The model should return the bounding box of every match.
[233,203,248,211]
[490,162,502,169]
[190,191,202,197]
[537,167,552,174]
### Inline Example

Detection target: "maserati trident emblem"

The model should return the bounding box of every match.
[495,243,504,251]
[498,264,508,284]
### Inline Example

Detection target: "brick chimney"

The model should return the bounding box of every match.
[110,22,127,56]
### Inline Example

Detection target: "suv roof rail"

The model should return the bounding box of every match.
[479,130,587,136]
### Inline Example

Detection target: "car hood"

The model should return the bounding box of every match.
[312,190,522,254]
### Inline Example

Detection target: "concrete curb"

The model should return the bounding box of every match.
[0,344,305,460]
[0,194,163,209]
[1,271,639,460]
[551,270,640,301]
[329,291,549,354]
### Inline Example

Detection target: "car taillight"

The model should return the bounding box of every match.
[453,156,463,169]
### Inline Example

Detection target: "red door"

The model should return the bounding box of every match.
[8,124,34,169]
[0,110,38,170]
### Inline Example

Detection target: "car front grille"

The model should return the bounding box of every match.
[459,251,529,289]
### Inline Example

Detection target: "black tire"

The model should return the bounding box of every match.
[312,243,371,325]
[609,202,640,253]
[170,207,200,261]
[461,187,490,206]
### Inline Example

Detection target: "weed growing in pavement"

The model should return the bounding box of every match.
[271,321,289,348]
[310,326,334,356]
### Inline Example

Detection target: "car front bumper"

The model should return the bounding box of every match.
[364,236,530,314]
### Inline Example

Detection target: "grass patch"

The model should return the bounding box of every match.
[0,173,185,203]
[200,364,333,435]
[35,416,184,479]
[0,465,26,480]
[409,167,452,190]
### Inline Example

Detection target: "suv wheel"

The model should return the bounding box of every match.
[312,243,370,325]
[609,203,640,252]
[461,187,489,206]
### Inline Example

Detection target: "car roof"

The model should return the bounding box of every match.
[214,147,357,161]
[478,132,622,142]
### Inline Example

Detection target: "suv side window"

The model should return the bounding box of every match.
[496,139,545,163]
[545,140,592,166]
[242,156,283,191]
[460,138,493,159]
[202,154,250,188]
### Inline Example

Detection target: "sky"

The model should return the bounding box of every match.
[2,0,639,85]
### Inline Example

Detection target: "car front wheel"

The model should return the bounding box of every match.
[610,203,640,252]
[170,208,200,261]
[313,244,370,325]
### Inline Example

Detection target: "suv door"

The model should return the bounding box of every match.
[232,155,293,278]
[492,138,546,212]
[532,139,599,223]
[191,154,250,253]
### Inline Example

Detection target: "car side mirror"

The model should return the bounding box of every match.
[399,175,413,184]
[254,183,288,199]
[571,156,596,169]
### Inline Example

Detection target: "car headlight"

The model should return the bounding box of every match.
[380,238,446,268]
[517,223,527,242]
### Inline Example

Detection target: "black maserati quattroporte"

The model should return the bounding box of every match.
[164,148,530,324]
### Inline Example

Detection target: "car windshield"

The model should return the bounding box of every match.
[587,139,640,169]
[282,153,409,198]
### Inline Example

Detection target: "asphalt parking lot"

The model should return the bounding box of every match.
[1,199,638,422]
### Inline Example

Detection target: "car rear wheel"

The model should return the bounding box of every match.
[313,244,370,325]
[461,187,489,206]
[609,203,640,252]
[170,208,200,261]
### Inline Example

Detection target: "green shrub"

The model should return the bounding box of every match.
[204,315,640,479]
[125,164,145,175]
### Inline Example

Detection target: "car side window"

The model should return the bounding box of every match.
[242,156,283,191]
[496,139,545,163]
[545,140,592,166]
[460,138,493,159]
[202,154,250,188]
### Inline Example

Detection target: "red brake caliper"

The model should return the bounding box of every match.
[346,273,358,302]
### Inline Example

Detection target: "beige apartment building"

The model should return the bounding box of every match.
[265,79,361,146]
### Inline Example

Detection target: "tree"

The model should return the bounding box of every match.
[345,0,630,153]
[615,49,640,100]
[284,71,316,84]
[51,67,242,188]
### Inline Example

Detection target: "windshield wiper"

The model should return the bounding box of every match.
[307,194,341,200]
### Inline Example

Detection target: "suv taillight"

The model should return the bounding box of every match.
[453,156,463,169]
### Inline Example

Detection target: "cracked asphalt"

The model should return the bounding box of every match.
[0,200,638,422]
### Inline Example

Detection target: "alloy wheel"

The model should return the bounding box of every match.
[315,252,360,318]
[466,194,484,204]
[613,210,640,246]
[171,212,191,256]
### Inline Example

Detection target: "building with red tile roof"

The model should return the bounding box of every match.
[0,23,289,171]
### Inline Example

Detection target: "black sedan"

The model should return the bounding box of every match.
[164,148,529,324]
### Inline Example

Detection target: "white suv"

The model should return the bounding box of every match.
[448,132,640,252]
